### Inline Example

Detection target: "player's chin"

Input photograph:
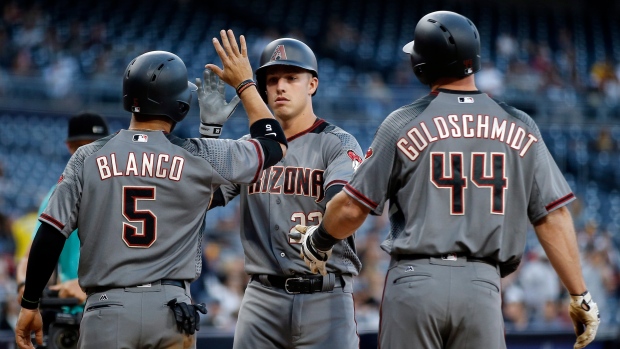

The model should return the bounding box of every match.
[272,106,294,119]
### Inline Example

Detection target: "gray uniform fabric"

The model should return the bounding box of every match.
[343,89,575,349]
[79,282,194,349]
[217,119,363,349]
[40,129,264,348]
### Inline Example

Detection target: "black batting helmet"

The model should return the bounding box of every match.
[255,38,318,101]
[123,51,197,123]
[402,11,481,86]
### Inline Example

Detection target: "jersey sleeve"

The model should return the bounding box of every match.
[323,131,363,192]
[39,151,85,238]
[196,137,264,186]
[527,134,575,223]
[218,183,241,205]
[344,112,404,215]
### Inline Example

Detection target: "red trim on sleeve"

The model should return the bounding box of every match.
[249,139,264,183]
[325,179,348,189]
[287,119,326,142]
[40,213,65,230]
[545,193,575,211]
[344,184,378,210]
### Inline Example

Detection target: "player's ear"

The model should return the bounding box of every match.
[308,74,318,96]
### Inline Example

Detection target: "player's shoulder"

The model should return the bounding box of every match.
[489,96,540,132]
[313,119,361,148]
[387,93,436,122]
[376,94,436,136]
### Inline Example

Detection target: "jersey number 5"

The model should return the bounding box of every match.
[122,186,157,248]
[431,152,508,215]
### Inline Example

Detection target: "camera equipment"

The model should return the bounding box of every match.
[37,289,82,349]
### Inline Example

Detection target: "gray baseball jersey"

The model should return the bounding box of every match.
[40,129,265,289]
[219,119,363,276]
[344,89,575,265]
[216,118,362,349]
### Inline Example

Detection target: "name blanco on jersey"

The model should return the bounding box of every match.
[397,114,539,161]
[96,152,185,180]
[248,166,325,202]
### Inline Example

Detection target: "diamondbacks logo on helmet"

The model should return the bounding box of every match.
[270,45,287,61]
[132,98,140,112]
[463,59,473,74]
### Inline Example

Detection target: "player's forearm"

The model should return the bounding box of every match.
[534,206,587,295]
[240,86,275,126]
[22,222,66,309]
[322,191,370,240]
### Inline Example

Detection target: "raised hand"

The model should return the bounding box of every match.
[205,29,253,89]
[196,68,240,138]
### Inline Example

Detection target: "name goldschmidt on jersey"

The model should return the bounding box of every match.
[95,152,185,180]
[397,114,539,161]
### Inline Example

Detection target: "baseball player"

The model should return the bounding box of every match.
[291,11,600,349]
[15,29,288,349]
[16,112,110,306]
[207,38,363,349]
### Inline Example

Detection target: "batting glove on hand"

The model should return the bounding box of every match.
[196,69,240,138]
[289,225,332,276]
[167,299,208,335]
[569,291,600,349]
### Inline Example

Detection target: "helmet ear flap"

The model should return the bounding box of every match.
[411,55,430,86]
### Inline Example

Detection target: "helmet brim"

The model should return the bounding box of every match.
[255,60,317,76]
[402,41,414,54]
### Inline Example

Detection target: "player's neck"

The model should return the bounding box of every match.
[277,110,317,138]
[129,115,173,133]
[431,75,477,92]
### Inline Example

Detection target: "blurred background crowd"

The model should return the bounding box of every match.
[0,0,619,342]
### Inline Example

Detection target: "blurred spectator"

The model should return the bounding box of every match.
[589,128,617,153]
[518,247,561,324]
[0,213,15,257]
[502,282,529,331]
[9,209,37,262]
[496,32,518,60]
[476,61,505,96]
[363,72,393,119]
[43,53,78,99]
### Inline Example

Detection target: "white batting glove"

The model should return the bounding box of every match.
[289,225,332,276]
[196,69,240,138]
[569,291,600,349]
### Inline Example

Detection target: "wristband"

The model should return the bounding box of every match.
[236,79,256,96]
[249,119,287,146]
[200,123,223,138]
[21,296,40,310]
[310,223,342,252]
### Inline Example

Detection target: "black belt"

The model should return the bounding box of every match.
[251,274,344,294]
[396,254,497,266]
[85,279,185,295]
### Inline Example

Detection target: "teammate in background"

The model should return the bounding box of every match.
[291,11,600,349]
[15,29,287,349]
[16,112,109,305]
[207,38,362,349]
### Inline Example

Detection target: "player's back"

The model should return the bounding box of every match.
[45,129,263,288]
[376,89,571,263]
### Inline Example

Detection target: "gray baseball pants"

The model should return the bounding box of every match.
[233,275,358,349]
[379,256,506,349]
[78,280,194,349]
